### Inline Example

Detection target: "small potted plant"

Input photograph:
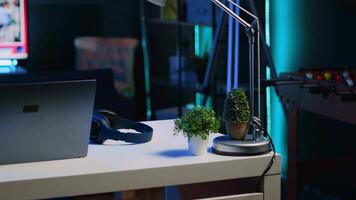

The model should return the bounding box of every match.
[174,107,220,156]
[223,89,251,140]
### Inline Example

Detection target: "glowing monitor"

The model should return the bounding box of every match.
[0,0,28,60]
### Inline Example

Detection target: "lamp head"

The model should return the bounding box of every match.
[146,0,167,6]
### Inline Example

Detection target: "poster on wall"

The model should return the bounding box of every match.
[0,0,28,60]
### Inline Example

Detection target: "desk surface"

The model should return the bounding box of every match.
[0,120,280,199]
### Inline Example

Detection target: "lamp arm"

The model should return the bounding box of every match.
[212,0,261,119]
[211,0,251,29]
[227,0,261,119]
[227,0,258,21]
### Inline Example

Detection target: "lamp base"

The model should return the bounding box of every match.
[212,135,271,156]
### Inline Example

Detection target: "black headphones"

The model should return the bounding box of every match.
[90,110,153,144]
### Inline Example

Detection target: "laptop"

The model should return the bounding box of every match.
[0,80,96,165]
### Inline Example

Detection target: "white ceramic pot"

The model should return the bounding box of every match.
[188,135,209,156]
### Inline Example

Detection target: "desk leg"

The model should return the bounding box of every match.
[263,174,281,200]
[287,106,298,200]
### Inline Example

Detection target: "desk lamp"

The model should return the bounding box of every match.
[146,0,273,156]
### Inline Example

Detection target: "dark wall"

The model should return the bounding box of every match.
[288,0,356,156]
[298,0,356,68]
[269,1,356,197]
[268,0,356,182]
[22,0,140,71]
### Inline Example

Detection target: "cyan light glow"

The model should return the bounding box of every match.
[195,92,202,106]
[194,25,201,56]
[143,40,152,119]
[272,0,299,73]
[0,59,17,74]
[266,67,272,134]
[269,0,300,176]
[265,0,272,135]
[0,66,12,74]
[195,25,213,58]
[141,18,152,119]
[200,27,213,57]
[265,0,270,46]
[195,92,212,108]
[194,25,212,107]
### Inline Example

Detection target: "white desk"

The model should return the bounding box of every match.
[0,120,280,200]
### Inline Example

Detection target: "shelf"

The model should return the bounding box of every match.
[149,18,211,27]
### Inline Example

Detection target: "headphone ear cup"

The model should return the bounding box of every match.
[90,119,101,142]
[90,114,111,144]
[94,110,118,127]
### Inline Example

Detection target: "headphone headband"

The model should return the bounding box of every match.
[91,110,153,144]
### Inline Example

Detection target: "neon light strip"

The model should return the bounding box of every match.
[194,26,200,57]
[266,67,272,134]
[233,1,240,88]
[0,59,17,73]
[194,25,201,106]
[226,2,234,93]
[265,0,271,46]
[142,38,152,119]
[265,0,271,134]
[195,27,204,107]
[140,2,152,120]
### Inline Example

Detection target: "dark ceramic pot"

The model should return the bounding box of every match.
[226,120,249,140]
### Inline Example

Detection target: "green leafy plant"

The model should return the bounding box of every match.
[174,107,220,140]
[223,89,251,123]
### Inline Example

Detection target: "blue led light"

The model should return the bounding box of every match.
[0,66,12,74]
[0,59,18,74]
[233,0,240,88]
[226,2,234,93]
